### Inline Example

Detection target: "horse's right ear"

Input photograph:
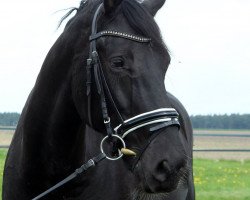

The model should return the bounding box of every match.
[141,0,166,16]
[104,0,123,14]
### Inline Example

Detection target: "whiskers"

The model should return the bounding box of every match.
[177,166,190,190]
[130,167,190,200]
[131,188,170,200]
[183,153,193,161]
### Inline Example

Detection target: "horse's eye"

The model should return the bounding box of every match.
[110,57,124,69]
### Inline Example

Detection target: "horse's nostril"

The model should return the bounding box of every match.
[153,160,172,183]
[161,160,171,172]
[149,159,185,193]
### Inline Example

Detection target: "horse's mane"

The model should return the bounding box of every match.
[57,0,88,28]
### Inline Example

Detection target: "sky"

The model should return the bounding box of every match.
[0,0,249,115]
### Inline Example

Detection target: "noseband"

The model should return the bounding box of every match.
[32,3,180,199]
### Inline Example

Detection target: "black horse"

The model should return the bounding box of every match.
[3,0,195,199]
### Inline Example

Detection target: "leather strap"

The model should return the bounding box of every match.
[86,3,151,128]
[150,120,180,132]
[115,109,179,134]
[32,153,106,200]
[87,3,124,129]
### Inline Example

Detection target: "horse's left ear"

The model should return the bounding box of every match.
[141,0,166,16]
[104,0,123,14]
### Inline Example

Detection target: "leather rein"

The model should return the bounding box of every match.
[32,3,180,199]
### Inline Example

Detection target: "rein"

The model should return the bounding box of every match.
[32,3,180,199]
[32,153,106,200]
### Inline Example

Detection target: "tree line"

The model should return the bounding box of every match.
[0,112,250,129]
[190,114,250,129]
[0,113,20,127]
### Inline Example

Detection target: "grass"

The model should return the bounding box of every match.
[194,159,250,200]
[0,149,249,199]
[0,149,7,200]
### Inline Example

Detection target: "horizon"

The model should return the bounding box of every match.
[1,112,250,116]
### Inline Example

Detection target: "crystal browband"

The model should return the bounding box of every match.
[89,30,151,43]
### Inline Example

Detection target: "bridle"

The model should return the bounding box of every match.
[87,3,180,159]
[86,3,151,128]
[32,3,180,199]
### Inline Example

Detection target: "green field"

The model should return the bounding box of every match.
[194,159,250,200]
[0,149,249,199]
[0,149,7,200]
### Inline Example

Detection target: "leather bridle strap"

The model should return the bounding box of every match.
[114,108,180,137]
[86,3,151,134]
[31,153,106,200]
[87,3,120,137]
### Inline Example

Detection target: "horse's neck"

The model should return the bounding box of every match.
[14,42,89,169]
[17,86,83,163]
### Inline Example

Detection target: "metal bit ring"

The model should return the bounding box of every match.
[100,134,126,161]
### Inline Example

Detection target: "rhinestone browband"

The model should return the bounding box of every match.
[89,30,151,43]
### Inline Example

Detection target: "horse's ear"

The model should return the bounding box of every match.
[141,0,166,16]
[104,0,123,14]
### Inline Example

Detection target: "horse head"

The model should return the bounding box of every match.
[72,0,190,198]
